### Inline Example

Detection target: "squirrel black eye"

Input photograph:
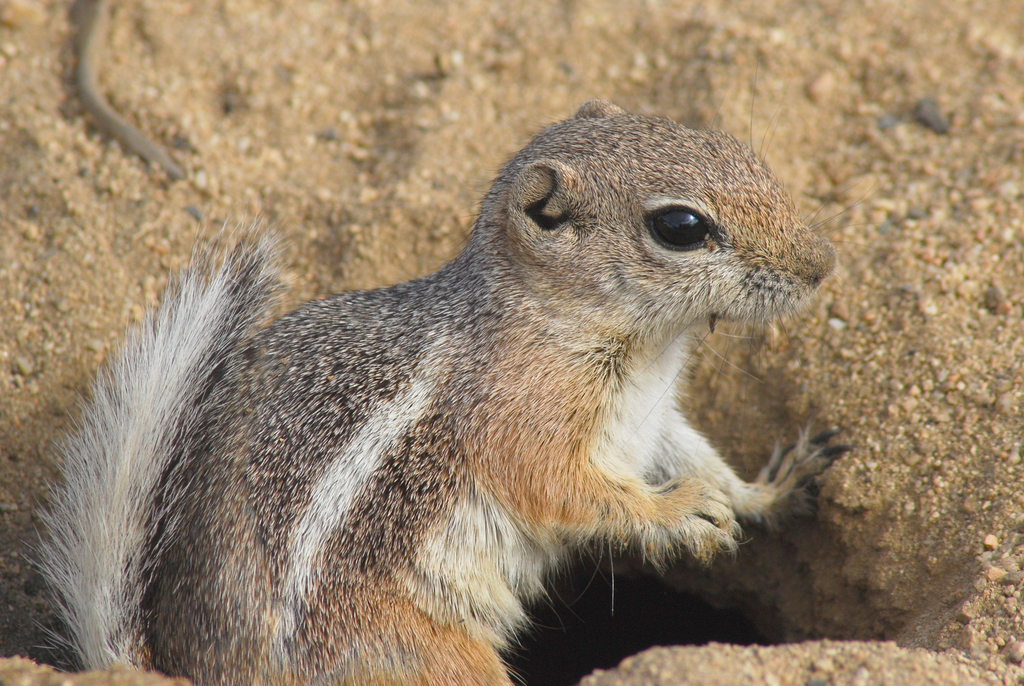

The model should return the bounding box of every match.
[649,208,710,251]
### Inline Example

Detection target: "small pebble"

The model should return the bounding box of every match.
[13,355,34,376]
[222,89,243,114]
[316,127,340,141]
[984,534,999,550]
[806,680,829,686]
[986,566,1007,583]
[1007,641,1024,663]
[985,285,1011,315]
[812,657,835,673]
[171,135,193,151]
[914,97,950,134]
[0,0,46,28]
[877,113,900,130]
[999,570,1023,585]
[998,557,1022,572]
[185,205,203,222]
[806,72,837,103]
[829,301,850,322]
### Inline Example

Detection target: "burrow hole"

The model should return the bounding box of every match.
[508,563,767,686]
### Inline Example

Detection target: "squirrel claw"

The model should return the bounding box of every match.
[746,427,852,525]
[757,426,851,489]
[795,443,853,488]
[809,428,844,445]
[819,442,854,461]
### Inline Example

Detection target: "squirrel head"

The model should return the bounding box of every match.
[470,100,836,342]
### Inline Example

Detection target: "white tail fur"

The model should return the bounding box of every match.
[40,232,281,668]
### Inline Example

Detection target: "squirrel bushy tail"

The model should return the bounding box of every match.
[40,233,281,669]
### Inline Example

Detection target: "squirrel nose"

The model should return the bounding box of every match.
[794,234,837,287]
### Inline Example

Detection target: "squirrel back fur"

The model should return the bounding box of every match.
[42,101,844,686]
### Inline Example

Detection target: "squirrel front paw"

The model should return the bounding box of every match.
[754,428,852,519]
[656,478,740,563]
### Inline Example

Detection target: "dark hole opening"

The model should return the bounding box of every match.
[507,567,767,686]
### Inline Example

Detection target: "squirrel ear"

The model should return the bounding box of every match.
[512,160,578,232]
[573,99,627,119]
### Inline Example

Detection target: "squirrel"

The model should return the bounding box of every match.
[40,100,848,686]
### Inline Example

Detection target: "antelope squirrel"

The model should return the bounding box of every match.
[41,100,847,686]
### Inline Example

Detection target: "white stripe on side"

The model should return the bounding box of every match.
[275,372,437,656]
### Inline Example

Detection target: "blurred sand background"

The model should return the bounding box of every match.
[1,0,1023,683]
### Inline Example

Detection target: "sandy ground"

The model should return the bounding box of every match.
[1,0,1023,683]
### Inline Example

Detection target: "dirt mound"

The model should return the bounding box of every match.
[581,641,991,686]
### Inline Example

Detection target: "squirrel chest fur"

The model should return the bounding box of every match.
[42,100,844,686]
